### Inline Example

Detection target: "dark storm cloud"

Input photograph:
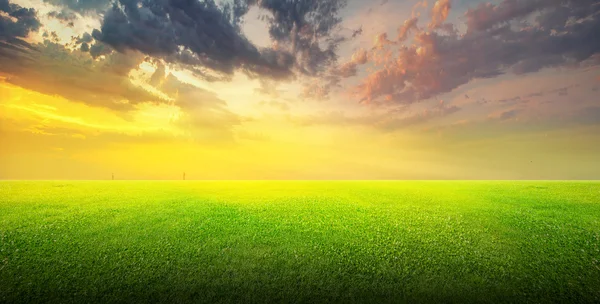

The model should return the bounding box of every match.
[42,0,112,15]
[88,41,112,59]
[91,0,293,81]
[354,0,600,105]
[0,0,41,40]
[76,32,93,44]
[248,0,348,75]
[79,42,89,52]
[47,9,77,22]
[92,0,349,82]
[3,0,358,104]
[74,32,93,52]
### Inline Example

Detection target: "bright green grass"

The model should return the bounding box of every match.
[1,181,599,303]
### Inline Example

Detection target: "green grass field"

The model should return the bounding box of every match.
[1,181,599,303]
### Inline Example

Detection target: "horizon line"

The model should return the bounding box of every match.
[1,179,599,182]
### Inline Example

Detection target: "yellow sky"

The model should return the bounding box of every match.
[1,0,600,179]
[3,78,600,180]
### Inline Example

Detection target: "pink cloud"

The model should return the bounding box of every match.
[350,0,600,106]
[429,0,452,29]
[398,17,419,41]
[336,48,369,78]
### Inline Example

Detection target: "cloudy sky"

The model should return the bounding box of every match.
[1,0,599,179]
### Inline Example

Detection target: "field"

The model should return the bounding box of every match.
[1,181,599,303]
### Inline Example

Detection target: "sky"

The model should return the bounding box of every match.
[0,0,599,180]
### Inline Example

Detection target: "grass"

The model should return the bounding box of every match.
[0,181,599,303]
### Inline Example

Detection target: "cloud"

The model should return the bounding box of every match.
[149,59,166,87]
[42,0,111,15]
[88,40,112,59]
[373,32,395,50]
[488,108,521,121]
[47,9,77,23]
[459,82,583,109]
[296,101,460,131]
[75,32,93,44]
[0,40,159,112]
[91,0,350,83]
[429,0,451,29]
[0,1,243,143]
[300,80,333,100]
[517,84,579,100]
[301,46,369,100]
[254,0,349,73]
[352,0,600,105]
[73,32,93,51]
[0,0,41,41]
[3,57,243,145]
[351,26,363,38]
[335,48,368,78]
[398,17,419,41]
[254,79,285,98]
[464,0,571,33]
[92,1,283,81]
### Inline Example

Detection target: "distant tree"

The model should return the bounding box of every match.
[183,172,186,180]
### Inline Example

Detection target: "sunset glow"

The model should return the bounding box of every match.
[1,0,599,179]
